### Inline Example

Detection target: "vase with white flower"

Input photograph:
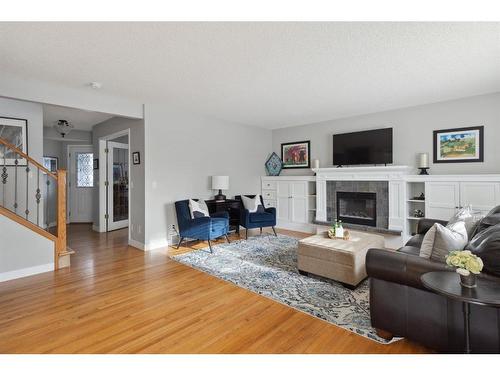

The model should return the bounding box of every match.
[445,250,484,288]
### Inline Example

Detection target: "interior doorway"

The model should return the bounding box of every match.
[107,140,129,231]
[98,130,130,233]
[67,145,94,223]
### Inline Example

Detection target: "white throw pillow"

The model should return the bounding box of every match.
[419,221,468,263]
[241,195,264,213]
[447,205,482,238]
[188,199,209,219]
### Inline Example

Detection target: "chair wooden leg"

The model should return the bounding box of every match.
[246,229,248,240]
[260,227,262,235]
[272,227,277,236]
[207,239,213,253]
[176,237,184,249]
[225,234,230,243]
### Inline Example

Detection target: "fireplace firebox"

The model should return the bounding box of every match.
[336,191,377,227]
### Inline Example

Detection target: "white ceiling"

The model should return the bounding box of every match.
[43,104,113,131]
[1,22,499,129]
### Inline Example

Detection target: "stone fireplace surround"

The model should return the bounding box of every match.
[314,166,413,233]
[327,180,389,229]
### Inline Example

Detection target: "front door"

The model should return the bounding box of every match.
[68,145,94,223]
[106,141,129,231]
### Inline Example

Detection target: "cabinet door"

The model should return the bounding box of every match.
[460,182,500,215]
[291,196,307,223]
[276,181,291,222]
[425,181,460,221]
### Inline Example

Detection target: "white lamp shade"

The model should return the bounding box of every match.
[418,153,429,168]
[212,176,229,190]
[312,159,320,169]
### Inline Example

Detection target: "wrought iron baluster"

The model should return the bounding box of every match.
[25,160,30,220]
[36,168,41,226]
[14,153,18,213]
[1,144,7,207]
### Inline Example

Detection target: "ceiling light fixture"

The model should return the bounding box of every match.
[89,81,103,89]
[53,119,74,138]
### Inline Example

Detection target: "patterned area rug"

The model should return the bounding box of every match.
[171,234,400,344]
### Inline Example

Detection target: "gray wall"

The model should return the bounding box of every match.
[144,104,272,249]
[272,92,500,175]
[0,97,43,162]
[92,117,145,244]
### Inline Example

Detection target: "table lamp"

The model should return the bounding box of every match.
[212,176,229,201]
[418,153,430,175]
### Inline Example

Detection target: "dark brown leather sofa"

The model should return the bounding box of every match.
[366,207,500,353]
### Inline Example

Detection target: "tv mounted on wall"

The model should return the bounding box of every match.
[332,128,393,166]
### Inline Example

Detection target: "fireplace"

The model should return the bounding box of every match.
[336,191,377,227]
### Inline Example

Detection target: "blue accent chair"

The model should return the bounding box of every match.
[174,199,230,253]
[235,195,277,239]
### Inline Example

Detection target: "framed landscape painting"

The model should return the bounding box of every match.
[0,117,28,165]
[433,126,484,163]
[281,140,310,169]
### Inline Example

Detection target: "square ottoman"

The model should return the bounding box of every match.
[298,230,385,287]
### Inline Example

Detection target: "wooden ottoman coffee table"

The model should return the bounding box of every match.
[297,230,385,288]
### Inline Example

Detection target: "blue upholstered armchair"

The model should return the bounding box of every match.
[174,199,230,253]
[235,195,277,239]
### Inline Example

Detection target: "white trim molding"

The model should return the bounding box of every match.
[0,263,54,283]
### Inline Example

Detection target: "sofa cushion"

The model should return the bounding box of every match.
[419,221,468,263]
[467,223,500,277]
[398,246,421,257]
[405,234,425,248]
[249,212,274,223]
[210,217,228,233]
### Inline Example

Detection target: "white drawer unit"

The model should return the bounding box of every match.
[262,190,276,200]
[261,180,277,191]
[261,176,316,233]
[263,199,276,209]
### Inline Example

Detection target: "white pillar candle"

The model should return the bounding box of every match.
[312,159,320,169]
[418,153,429,168]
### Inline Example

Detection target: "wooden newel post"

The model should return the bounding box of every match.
[56,169,67,269]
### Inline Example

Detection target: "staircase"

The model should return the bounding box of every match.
[0,137,73,276]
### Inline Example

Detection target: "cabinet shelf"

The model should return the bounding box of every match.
[407,199,425,203]
[407,217,425,221]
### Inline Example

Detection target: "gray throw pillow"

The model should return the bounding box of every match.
[419,221,468,263]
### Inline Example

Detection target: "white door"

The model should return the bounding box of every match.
[290,182,307,223]
[425,181,460,221]
[276,181,291,222]
[107,141,129,231]
[68,145,94,223]
[460,182,500,216]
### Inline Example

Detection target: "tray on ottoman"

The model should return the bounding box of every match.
[298,231,384,287]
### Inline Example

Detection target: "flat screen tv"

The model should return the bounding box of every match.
[332,128,393,166]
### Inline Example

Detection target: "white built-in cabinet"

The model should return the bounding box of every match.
[261,177,316,232]
[426,181,500,221]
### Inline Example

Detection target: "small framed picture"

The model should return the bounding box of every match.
[433,126,484,163]
[281,140,311,169]
[0,117,28,165]
[43,156,58,172]
[132,151,141,165]
[93,158,99,170]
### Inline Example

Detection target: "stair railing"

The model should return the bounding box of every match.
[0,137,67,269]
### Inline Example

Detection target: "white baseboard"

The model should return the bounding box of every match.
[0,263,54,283]
[92,225,105,233]
[128,238,146,251]
[145,239,170,251]
[276,221,317,233]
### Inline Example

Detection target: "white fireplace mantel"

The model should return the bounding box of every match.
[313,165,414,181]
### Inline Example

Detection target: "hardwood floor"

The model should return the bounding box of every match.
[0,224,431,353]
